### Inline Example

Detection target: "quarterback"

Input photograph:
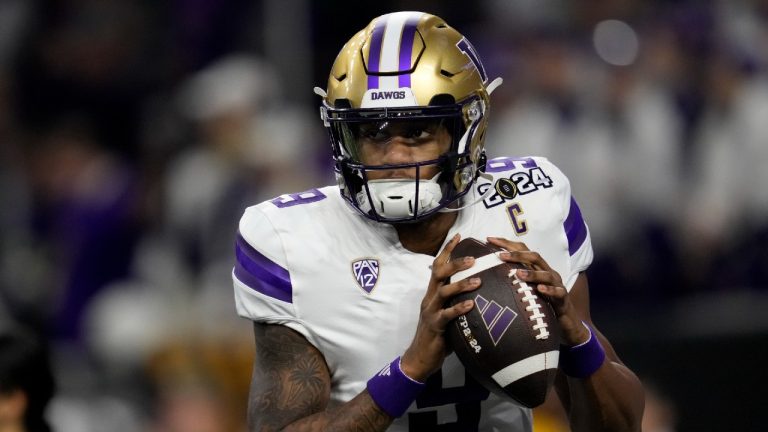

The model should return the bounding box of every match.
[233,11,644,431]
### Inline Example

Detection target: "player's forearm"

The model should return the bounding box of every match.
[269,391,393,432]
[565,361,644,432]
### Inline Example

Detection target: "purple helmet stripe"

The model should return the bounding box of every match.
[397,16,420,88]
[367,18,386,89]
[235,233,292,303]
[564,197,588,255]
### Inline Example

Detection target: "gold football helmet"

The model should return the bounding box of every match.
[317,11,501,223]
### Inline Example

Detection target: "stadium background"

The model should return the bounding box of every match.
[0,0,766,430]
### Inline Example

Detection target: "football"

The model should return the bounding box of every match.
[445,237,560,408]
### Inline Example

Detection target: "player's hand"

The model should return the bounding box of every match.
[400,234,481,382]
[487,237,590,346]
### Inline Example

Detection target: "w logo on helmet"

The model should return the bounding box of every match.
[475,294,517,345]
[352,259,379,294]
[456,37,488,83]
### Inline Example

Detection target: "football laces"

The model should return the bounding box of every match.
[509,269,550,340]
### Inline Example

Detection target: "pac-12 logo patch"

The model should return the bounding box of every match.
[352,258,379,294]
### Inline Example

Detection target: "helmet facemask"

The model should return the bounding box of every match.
[323,96,486,223]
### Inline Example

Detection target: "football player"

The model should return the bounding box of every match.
[233,11,644,431]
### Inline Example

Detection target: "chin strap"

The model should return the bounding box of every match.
[357,173,444,219]
[438,171,494,213]
[357,168,495,219]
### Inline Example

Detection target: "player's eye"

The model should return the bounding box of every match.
[360,128,390,141]
[358,121,392,142]
[404,127,429,139]
[357,120,442,142]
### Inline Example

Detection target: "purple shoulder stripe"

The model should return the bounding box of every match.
[485,156,538,173]
[563,197,588,256]
[234,232,292,303]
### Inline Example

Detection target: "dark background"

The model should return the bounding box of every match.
[1,0,767,430]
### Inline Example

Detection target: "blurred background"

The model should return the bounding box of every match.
[0,0,766,431]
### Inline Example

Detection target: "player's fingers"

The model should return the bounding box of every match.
[515,268,562,288]
[425,277,479,312]
[436,299,474,326]
[499,250,554,272]
[533,286,587,344]
[534,284,569,313]
[436,277,481,302]
[486,237,529,252]
[435,233,461,267]
[425,234,463,297]
[432,256,475,281]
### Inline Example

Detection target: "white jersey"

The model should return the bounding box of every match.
[233,156,593,432]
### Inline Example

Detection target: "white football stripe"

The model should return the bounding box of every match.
[451,252,504,283]
[491,351,560,387]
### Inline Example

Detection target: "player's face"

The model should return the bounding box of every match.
[356,119,451,180]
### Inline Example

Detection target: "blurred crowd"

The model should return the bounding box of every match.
[0,0,766,431]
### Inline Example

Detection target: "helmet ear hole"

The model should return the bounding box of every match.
[334,99,352,109]
[429,94,456,106]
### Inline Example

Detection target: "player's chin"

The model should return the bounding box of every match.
[390,209,445,226]
[367,163,441,181]
[368,172,428,181]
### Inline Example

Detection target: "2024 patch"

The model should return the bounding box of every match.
[479,167,554,209]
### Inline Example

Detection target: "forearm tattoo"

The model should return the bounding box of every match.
[248,324,393,431]
[249,323,329,430]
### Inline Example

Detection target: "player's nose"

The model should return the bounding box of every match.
[380,138,417,165]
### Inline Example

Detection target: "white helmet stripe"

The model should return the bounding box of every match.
[368,12,424,91]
